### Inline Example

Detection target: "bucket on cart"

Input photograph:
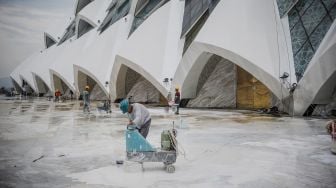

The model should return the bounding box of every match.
[125,125,178,173]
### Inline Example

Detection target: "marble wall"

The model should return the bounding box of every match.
[126,77,160,103]
[35,76,49,94]
[53,75,66,94]
[124,68,160,103]
[90,84,108,101]
[125,68,141,95]
[312,91,336,116]
[78,71,107,100]
[187,57,236,108]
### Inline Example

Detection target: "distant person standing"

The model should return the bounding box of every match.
[22,86,26,98]
[70,90,74,100]
[55,89,61,102]
[83,86,90,113]
[174,87,180,115]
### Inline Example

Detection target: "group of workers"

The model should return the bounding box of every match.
[54,89,74,102]
[54,85,180,139]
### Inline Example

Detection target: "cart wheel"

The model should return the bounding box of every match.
[166,165,175,173]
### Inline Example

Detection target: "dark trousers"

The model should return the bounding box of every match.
[139,119,151,138]
[175,103,180,114]
[83,103,90,113]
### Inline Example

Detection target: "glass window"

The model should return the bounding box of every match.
[276,0,298,17]
[321,0,336,10]
[294,41,314,80]
[301,1,327,35]
[309,16,333,51]
[288,9,300,30]
[290,21,308,55]
[295,0,314,15]
[330,4,336,19]
[287,0,335,81]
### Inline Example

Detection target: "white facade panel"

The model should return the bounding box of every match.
[10,0,335,115]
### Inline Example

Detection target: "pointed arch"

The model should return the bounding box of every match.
[173,42,287,110]
[178,53,274,109]
[110,55,168,104]
[32,72,51,95]
[19,75,35,94]
[73,65,108,101]
[49,69,75,94]
[175,42,286,101]
[10,77,22,93]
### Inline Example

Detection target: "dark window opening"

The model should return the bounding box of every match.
[45,35,56,48]
[77,19,94,38]
[183,11,209,54]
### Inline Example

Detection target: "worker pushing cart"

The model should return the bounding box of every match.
[120,99,151,138]
[119,99,178,173]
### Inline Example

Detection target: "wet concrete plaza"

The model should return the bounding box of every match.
[0,97,335,187]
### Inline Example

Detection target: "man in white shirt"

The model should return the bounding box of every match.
[120,99,151,138]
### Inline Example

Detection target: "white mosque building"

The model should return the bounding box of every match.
[10,0,336,116]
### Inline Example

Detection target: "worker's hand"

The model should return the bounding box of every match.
[128,120,133,125]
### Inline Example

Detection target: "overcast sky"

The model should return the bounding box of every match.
[0,0,74,80]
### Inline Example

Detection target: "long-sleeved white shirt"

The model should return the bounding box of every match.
[128,103,151,128]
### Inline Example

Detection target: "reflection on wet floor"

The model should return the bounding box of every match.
[30,115,41,123]
[229,116,284,124]
[48,116,64,125]
[20,105,31,113]
[34,104,50,112]
[0,98,335,187]
[54,103,75,111]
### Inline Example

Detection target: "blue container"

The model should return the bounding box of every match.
[126,128,156,152]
